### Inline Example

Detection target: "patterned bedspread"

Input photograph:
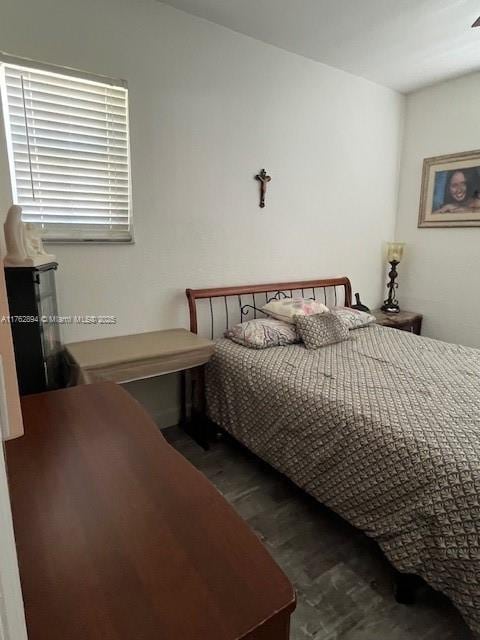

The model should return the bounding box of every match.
[206,325,480,635]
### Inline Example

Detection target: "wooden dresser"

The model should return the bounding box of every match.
[5,383,295,640]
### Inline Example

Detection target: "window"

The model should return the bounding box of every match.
[0,60,132,242]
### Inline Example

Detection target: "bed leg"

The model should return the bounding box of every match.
[188,365,212,450]
[394,572,422,605]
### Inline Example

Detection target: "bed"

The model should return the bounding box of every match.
[186,277,480,636]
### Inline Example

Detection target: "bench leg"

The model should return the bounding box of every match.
[180,366,211,450]
[179,369,187,428]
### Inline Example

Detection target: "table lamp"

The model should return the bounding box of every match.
[381,242,405,313]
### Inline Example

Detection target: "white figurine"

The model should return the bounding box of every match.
[25,223,53,259]
[4,205,55,267]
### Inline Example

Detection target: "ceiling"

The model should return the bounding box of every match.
[159,0,480,93]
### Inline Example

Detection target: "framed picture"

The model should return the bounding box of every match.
[418,150,480,228]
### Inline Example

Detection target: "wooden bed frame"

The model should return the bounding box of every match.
[186,276,352,336]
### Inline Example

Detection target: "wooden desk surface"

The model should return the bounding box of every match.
[6,384,295,640]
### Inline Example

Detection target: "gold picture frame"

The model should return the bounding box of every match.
[418,149,480,228]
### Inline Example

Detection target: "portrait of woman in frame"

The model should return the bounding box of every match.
[418,150,480,227]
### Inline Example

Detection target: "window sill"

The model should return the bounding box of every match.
[44,237,135,245]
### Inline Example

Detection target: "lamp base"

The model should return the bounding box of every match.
[381,302,400,313]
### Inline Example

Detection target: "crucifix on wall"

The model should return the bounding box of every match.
[255,169,271,208]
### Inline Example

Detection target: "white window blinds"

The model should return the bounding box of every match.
[0,62,132,242]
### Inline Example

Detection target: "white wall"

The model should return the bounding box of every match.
[122,374,181,428]
[396,72,480,348]
[0,0,403,425]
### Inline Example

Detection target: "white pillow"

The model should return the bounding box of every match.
[262,297,329,324]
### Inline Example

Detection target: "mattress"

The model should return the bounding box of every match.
[206,324,480,635]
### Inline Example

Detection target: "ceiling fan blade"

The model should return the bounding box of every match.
[472,16,480,27]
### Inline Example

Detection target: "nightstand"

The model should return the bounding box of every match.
[372,309,423,335]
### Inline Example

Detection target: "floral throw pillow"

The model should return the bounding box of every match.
[331,307,376,330]
[225,318,299,349]
[261,298,329,324]
[295,312,349,350]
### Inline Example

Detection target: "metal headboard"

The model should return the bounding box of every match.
[186,277,352,337]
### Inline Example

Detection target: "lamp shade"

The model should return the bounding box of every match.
[386,242,405,262]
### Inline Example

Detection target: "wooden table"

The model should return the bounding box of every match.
[5,384,295,640]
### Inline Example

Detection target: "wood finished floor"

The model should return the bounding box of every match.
[163,426,474,640]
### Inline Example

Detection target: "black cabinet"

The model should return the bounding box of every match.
[4,262,63,395]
